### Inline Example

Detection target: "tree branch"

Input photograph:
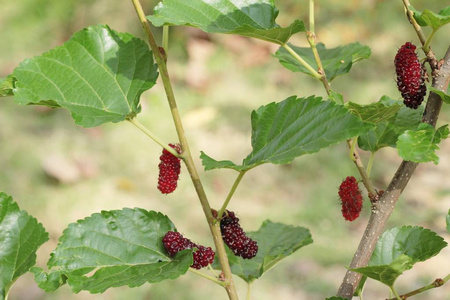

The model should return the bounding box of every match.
[337,46,450,299]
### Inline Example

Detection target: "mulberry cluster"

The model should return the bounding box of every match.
[217,210,258,259]
[394,42,427,109]
[338,176,363,221]
[158,144,181,194]
[162,231,215,269]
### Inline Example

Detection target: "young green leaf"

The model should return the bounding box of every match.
[12,25,158,128]
[0,193,49,298]
[430,87,450,104]
[410,5,450,30]
[352,226,447,287]
[147,0,305,45]
[213,221,312,282]
[274,42,371,81]
[357,96,423,152]
[0,77,14,97]
[41,209,192,293]
[397,123,449,164]
[202,96,374,171]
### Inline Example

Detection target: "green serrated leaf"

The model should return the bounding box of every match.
[0,77,14,97]
[274,42,371,81]
[42,208,192,293]
[202,96,374,171]
[213,221,312,282]
[430,87,450,104]
[326,296,350,300]
[0,193,49,297]
[397,123,449,164]
[147,0,305,45]
[199,151,246,171]
[370,226,447,266]
[329,90,344,105]
[30,267,67,292]
[346,101,401,124]
[358,96,423,152]
[352,254,414,287]
[12,25,158,128]
[410,5,450,30]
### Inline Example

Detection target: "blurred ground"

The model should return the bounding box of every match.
[0,0,449,299]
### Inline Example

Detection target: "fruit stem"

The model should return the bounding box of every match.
[189,268,227,287]
[130,1,239,299]
[216,171,247,223]
[282,43,322,80]
[127,118,183,158]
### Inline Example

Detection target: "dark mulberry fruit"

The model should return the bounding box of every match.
[218,210,258,259]
[338,176,363,221]
[394,42,427,109]
[158,144,181,194]
[162,231,215,269]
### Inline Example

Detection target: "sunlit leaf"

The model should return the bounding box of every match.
[410,5,450,30]
[201,96,374,171]
[397,123,449,164]
[0,193,48,298]
[213,221,312,282]
[430,87,450,104]
[147,0,305,45]
[39,209,192,293]
[12,25,158,127]
[274,42,371,81]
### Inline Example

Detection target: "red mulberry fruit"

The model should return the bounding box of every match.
[338,176,363,221]
[162,231,215,269]
[158,144,181,194]
[217,210,258,259]
[394,42,426,109]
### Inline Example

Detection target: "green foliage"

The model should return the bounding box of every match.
[410,5,450,30]
[346,101,401,124]
[36,209,192,293]
[0,77,14,97]
[12,25,158,128]
[352,226,447,287]
[447,209,450,233]
[201,96,374,171]
[357,96,423,152]
[147,0,305,45]
[0,193,49,299]
[326,297,349,300]
[274,42,371,81]
[213,221,312,282]
[397,123,449,164]
[430,87,450,104]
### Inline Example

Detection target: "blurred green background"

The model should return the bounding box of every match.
[1,0,449,299]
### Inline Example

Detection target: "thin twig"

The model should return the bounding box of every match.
[386,273,450,300]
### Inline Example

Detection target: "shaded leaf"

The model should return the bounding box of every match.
[352,226,447,286]
[329,90,344,105]
[12,25,158,128]
[358,96,423,152]
[0,193,49,297]
[202,96,374,171]
[41,209,192,293]
[274,42,371,81]
[351,254,414,287]
[346,101,401,124]
[147,0,305,45]
[430,87,450,104]
[0,77,14,97]
[410,5,450,30]
[213,221,312,282]
[397,123,449,164]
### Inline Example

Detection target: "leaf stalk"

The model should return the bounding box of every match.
[216,171,247,222]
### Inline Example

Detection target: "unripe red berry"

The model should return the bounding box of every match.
[338,176,363,221]
[394,42,426,109]
[162,231,215,269]
[158,144,181,194]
